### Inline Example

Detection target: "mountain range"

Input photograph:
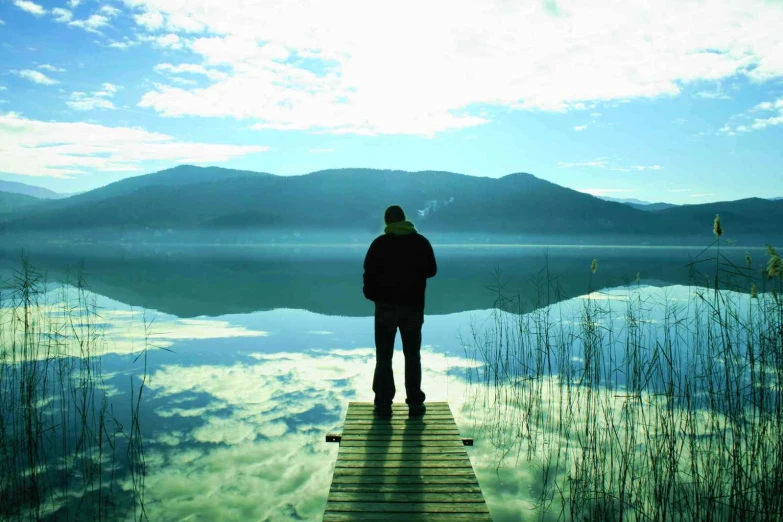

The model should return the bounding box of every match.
[0,180,65,200]
[1,165,781,243]
[597,196,678,211]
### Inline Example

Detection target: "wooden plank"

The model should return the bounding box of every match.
[339,419,458,425]
[345,415,454,420]
[335,460,473,469]
[331,475,479,485]
[346,408,453,412]
[334,468,476,477]
[329,484,482,494]
[345,408,452,413]
[340,431,462,443]
[338,447,469,455]
[338,440,464,446]
[337,453,469,461]
[341,426,460,433]
[324,502,489,513]
[346,402,451,407]
[327,492,486,503]
[324,402,491,520]
[323,512,492,522]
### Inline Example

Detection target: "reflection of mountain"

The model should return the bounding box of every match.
[0,245,759,318]
[4,165,782,241]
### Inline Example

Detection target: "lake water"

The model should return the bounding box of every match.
[0,243,778,521]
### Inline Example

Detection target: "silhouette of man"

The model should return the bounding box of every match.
[363,205,438,417]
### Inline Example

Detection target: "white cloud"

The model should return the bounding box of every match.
[99,5,122,17]
[169,77,197,86]
[720,96,783,135]
[108,40,137,50]
[37,64,66,73]
[154,62,228,80]
[308,148,333,154]
[12,69,58,85]
[630,165,663,171]
[0,112,268,177]
[559,159,663,172]
[694,82,731,100]
[557,159,609,168]
[156,33,184,50]
[0,86,6,91]
[68,0,82,7]
[573,124,588,131]
[66,83,122,110]
[69,14,111,33]
[120,0,783,136]
[51,8,72,23]
[67,91,116,111]
[694,89,731,100]
[0,18,5,25]
[14,0,46,16]
[134,10,164,30]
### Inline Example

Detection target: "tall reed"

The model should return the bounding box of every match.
[0,257,148,521]
[463,235,782,520]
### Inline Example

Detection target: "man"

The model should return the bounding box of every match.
[363,205,438,417]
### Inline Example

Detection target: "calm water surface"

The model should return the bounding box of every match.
[0,244,771,521]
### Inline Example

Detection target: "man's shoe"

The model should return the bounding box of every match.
[373,405,392,417]
[408,403,426,416]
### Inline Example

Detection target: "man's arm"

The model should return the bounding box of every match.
[422,237,437,279]
[363,240,379,301]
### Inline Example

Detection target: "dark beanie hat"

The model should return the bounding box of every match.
[384,205,406,224]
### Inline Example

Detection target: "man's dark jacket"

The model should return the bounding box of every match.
[363,227,437,306]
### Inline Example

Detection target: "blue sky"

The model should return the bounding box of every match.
[1,0,782,203]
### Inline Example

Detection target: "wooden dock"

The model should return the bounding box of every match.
[323,402,491,521]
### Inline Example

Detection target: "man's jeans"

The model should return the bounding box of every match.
[373,302,427,408]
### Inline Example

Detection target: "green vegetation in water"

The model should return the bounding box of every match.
[0,258,149,521]
[463,225,783,521]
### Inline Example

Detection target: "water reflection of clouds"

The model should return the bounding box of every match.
[99,310,270,355]
[13,282,771,520]
[137,346,482,521]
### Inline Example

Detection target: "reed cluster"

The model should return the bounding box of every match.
[0,258,148,521]
[464,236,782,520]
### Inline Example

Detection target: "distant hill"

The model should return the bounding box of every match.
[4,167,650,234]
[599,196,678,211]
[654,198,783,237]
[0,191,43,219]
[3,165,782,241]
[0,180,65,199]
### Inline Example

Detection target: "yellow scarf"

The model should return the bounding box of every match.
[384,220,417,235]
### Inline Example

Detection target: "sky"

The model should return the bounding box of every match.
[0,0,782,203]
